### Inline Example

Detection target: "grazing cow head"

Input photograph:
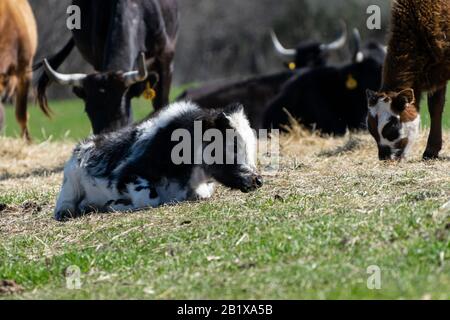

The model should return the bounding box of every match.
[263,28,385,135]
[43,53,156,134]
[205,104,263,193]
[366,89,420,161]
[270,21,347,70]
[351,28,387,66]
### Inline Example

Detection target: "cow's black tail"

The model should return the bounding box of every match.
[33,38,76,117]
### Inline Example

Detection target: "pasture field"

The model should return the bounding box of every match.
[0,113,449,299]
[1,86,450,141]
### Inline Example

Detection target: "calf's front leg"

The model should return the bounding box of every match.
[54,159,84,221]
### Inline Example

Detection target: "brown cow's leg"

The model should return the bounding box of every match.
[153,53,174,111]
[0,101,4,133]
[423,86,446,159]
[15,75,31,141]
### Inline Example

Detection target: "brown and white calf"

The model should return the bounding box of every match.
[366,0,449,160]
[0,0,39,140]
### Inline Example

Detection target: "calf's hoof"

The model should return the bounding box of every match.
[240,175,264,193]
[54,208,80,222]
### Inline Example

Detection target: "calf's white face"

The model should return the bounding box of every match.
[207,105,263,193]
[366,88,420,160]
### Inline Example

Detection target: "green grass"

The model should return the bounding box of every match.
[0,131,449,299]
[422,90,450,129]
[1,85,192,141]
[1,199,449,299]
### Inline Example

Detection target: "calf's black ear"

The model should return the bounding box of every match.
[392,89,415,112]
[214,104,245,129]
[215,111,231,130]
[223,103,244,116]
[397,89,415,104]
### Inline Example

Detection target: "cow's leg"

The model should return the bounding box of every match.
[423,86,446,159]
[0,101,4,133]
[153,52,174,111]
[54,158,84,221]
[15,74,31,141]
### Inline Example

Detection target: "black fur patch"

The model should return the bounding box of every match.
[114,199,132,206]
[135,185,150,192]
[105,200,115,207]
[149,187,158,199]
[382,117,401,141]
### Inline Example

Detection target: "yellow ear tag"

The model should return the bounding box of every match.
[143,82,156,100]
[288,62,297,70]
[346,74,358,90]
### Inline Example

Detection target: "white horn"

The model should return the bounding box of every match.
[43,59,86,87]
[270,30,296,57]
[352,28,365,63]
[123,53,148,86]
[320,20,348,51]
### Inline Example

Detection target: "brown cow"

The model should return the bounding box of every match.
[366,0,449,160]
[0,0,38,140]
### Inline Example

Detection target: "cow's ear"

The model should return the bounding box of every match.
[73,86,86,99]
[397,89,415,104]
[223,103,244,116]
[366,89,377,100]
[393,89,415,112]
[215,112,231,129]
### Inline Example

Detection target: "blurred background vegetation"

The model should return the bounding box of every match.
[3,1,401,140]
[29,0,391,98]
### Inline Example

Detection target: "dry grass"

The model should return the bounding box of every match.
[0,127,449,299]
[0,128,449,246]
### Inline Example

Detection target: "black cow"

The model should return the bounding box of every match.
[271,21,348,70]
[264,29,386,136]
[177,23,350,130]
[35,0,179,135]
[177,71,295,130]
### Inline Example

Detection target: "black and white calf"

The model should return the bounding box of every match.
[54,101,263,221]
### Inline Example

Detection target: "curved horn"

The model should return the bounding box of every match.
[43,59,86,87]
[270,30,296,57]
[123,53,148,86]
[352,28,364,63]
[320,20,348,52]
